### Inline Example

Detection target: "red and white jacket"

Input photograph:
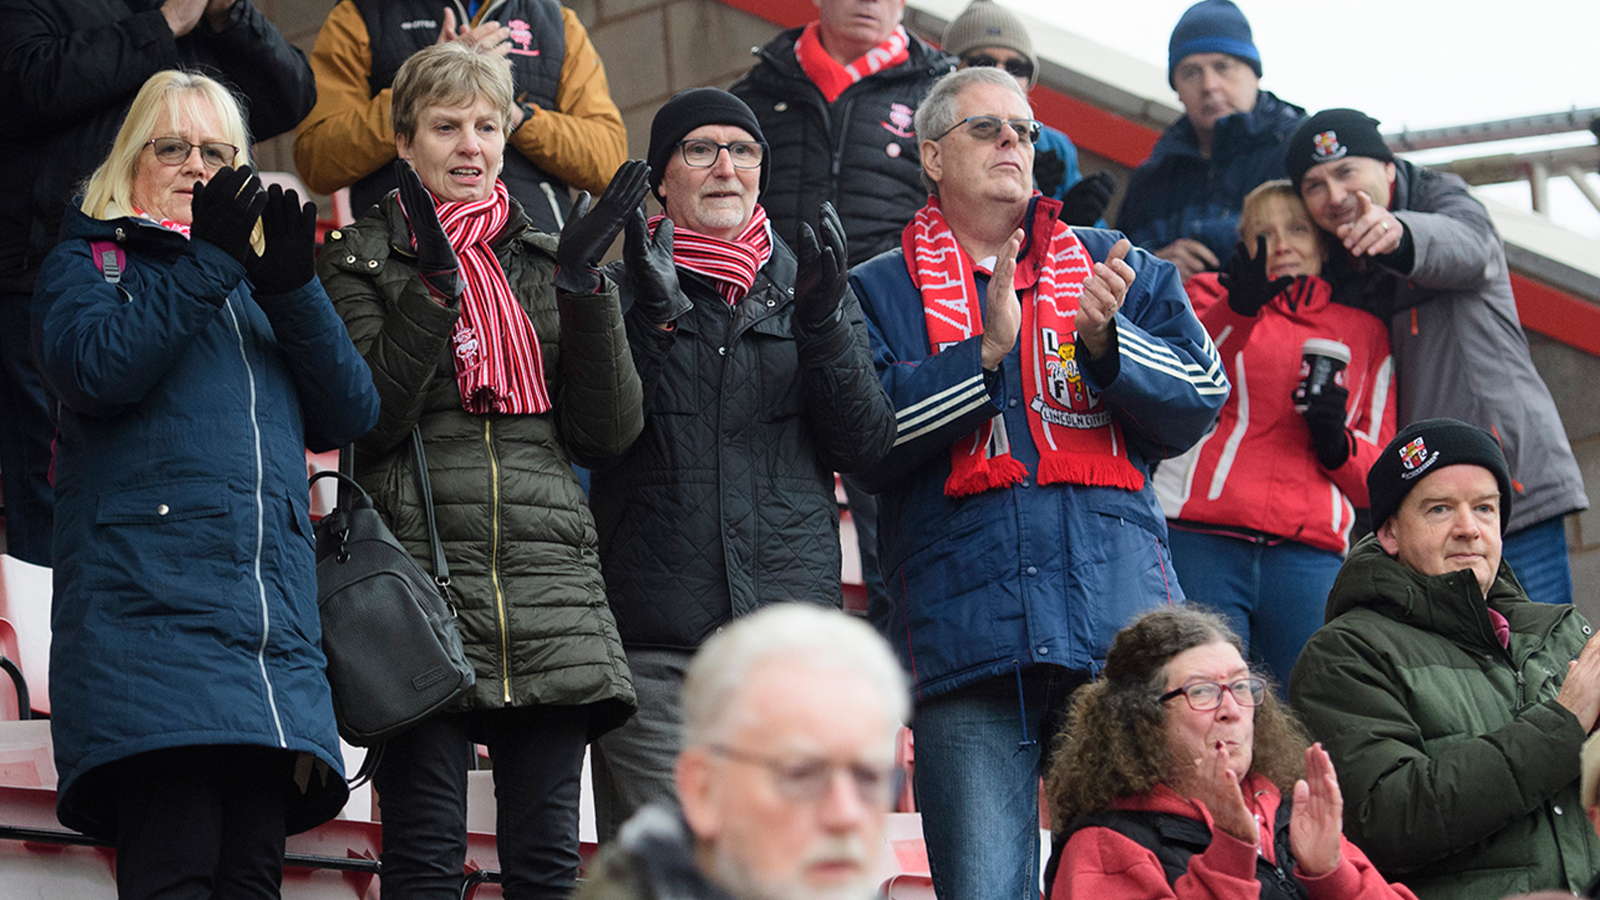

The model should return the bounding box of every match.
[1154,274,1395,554]
[1053,775,1418,900]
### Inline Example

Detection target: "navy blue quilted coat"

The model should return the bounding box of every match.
[33,206,380,838]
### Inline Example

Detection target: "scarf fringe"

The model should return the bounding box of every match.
[1037,454,1144,492]
[944,455,1030,498]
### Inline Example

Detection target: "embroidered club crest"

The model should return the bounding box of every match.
[1311,130,1347,164]
[883,103,915,138]
[1400,437,1427,469]
[1398,436,1441,480]
[1042,327,1097,412]
[507,19,539,55]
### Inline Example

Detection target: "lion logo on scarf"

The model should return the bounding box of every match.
[1042,327,1098,412]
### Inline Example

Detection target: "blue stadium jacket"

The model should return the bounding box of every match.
[849,201,1226,699]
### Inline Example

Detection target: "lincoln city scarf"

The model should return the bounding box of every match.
[649,206,772,305]
[412,181,550,415]
[794,22,910,104]
[903,196,1144,497]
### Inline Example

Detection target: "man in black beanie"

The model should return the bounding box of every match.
[1288,107,1587,606]
[586,87,895,841]
[1290,418,1600,900]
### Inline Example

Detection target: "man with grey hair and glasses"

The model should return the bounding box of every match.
[847,65,1226,898]
[576,603,910,900]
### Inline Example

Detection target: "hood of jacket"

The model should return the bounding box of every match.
[1325,533,1567,654]
[1146,90,1306,166]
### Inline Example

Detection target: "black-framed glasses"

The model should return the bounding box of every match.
[144,137,240,169]
[963,53,1035,81]
[708,744,902,807]
[1159,677,1266,711]
[933,115,1042,146]
[676,139,765,169]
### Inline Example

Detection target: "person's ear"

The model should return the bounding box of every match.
[676,748,722,841]
[920,139,943,186]
[1376,518,1401,557]
[395,133,413,163]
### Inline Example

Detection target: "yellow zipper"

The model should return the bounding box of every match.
[484,419,512,703]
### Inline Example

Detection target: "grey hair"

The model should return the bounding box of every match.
[913,66,1032,194]
[681,604,910,748]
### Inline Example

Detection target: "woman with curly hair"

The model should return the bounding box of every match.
[1043,607,1415,900]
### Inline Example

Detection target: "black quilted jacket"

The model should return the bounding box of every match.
[730,27,954,266]
[590,237,895,649]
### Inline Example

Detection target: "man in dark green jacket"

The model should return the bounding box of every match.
[1290,418,1600,900]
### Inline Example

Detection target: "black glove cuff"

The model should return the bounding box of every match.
[553,265,602,296]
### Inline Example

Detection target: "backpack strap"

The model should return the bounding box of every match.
[88,240,126,284]
[1050,809,1213,896]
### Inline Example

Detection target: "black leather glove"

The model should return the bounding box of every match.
[189,165,266,266]
[554,159,650,295]
[1034,149,1067,199]
[624,208,691,324]
[1218,236,1293,317]
[394,159,462,302]
[1302,383,1353,470]
[249,184,317,296]
[1059,171,1116,226]
[793,201,848,331]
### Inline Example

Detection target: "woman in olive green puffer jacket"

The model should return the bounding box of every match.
[319,183,642,895]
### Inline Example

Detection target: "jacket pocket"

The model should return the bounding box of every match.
[93,478,237,618]
[748,313,802,421]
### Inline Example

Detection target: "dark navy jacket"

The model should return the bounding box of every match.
[1116,90,1305,266]
[849,206,1227,698]
[33,207,379,838]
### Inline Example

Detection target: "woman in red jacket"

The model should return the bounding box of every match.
[1153,180,1395,690]
[1044,607,1416,900]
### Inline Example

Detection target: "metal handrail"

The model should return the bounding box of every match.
[0,656,29,721]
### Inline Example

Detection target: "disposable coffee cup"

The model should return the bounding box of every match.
[1294,338,1352,412]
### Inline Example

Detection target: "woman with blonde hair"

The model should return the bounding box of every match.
[1043,607,1416,900]
[318,40,646,899]
[1154,180,1396,689]
[33,69,379,899]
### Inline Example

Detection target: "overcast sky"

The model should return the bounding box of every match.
[1000,0,1600,238]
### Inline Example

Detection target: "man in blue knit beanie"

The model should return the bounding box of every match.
[1117,0,1305,281]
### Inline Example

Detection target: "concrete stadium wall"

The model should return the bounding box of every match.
[256,0,1600,619]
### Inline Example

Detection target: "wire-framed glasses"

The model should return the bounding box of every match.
[144,137,240,169]
[932,115,1043,146]
[708,744,902,807]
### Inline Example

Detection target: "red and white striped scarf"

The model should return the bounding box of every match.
[905,196,1144,497]
[133,207,191,238]
[648,206,772,305]
[406,181,551,415]
[794,22,911,104]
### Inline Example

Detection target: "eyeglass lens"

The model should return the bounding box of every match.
[963,116,1041,146]
[1182,678,1265,710]
[151,138,237,169]
[965,54,1035,80]
[680,140,764,169]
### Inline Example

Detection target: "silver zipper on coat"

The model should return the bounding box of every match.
[541,182,566,229]
[223,297,288,748]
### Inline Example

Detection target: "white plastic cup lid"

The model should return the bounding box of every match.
[1301,338,1351,364]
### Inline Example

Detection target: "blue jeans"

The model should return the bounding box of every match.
[1166,527,1342,691]
[1502,514,1574,605]
[913,667,1086,900]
